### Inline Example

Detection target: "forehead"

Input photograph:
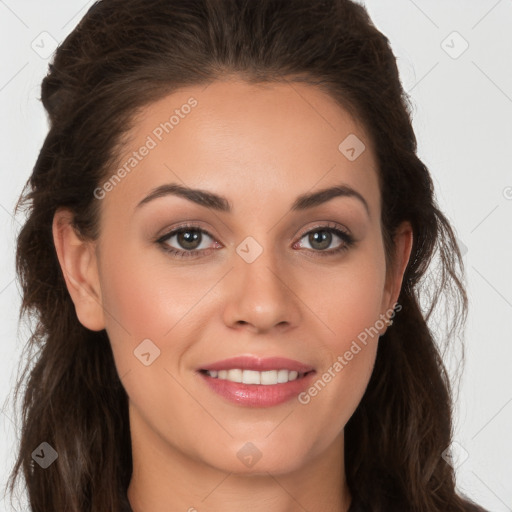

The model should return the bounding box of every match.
[101,79,380,220]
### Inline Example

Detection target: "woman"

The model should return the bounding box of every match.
[7,0,488,511]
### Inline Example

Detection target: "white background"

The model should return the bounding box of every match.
[0,1,511,511]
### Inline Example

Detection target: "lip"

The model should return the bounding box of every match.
[198,356,315,373]
[197,355,316,408]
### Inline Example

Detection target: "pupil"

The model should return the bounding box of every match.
[178,230,201,250]
[309,231,331,250]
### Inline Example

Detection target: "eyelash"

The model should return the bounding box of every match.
[155,222,355,259]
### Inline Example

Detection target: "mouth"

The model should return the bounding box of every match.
[196,355,316,407]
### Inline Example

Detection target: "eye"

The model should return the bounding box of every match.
[156,224,219,258]
[294,223,355,257]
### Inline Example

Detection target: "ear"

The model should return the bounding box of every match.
[52,207,106,331]
[382,220,414,316]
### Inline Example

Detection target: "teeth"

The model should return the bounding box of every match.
[227,369,243,383]
[205,368,302,385]
[243,369,260,384]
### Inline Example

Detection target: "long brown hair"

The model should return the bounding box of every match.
[7,0,486,510]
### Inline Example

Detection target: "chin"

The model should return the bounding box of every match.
[202,441,311,477]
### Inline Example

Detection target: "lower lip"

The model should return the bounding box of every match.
[198,371,316,407]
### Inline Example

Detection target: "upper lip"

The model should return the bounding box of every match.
[199,356,315,373]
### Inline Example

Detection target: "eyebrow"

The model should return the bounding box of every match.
[136,183,370,216]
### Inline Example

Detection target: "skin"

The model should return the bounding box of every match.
[53,78,413,512]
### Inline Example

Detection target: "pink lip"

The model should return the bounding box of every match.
[198,356,315,373]
[197,356,316,408]
[199,372,316,408]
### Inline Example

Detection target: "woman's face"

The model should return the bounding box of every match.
[57,78,412,478]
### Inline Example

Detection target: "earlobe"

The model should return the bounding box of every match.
[52,208,106,331]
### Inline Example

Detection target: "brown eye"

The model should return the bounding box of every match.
[175,229,203,250]
[157,225,218,258]
[307,230,333,251]
[296,226,354,255]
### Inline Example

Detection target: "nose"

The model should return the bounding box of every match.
[221,246,302,334]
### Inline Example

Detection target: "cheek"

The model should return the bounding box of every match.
[97,238,194,363]
[99,229,209,327]
[98,244,209,432]
[97,236,228,387]
[317,248,387,353]
[298,298,380,453]
[297,247,386,429]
